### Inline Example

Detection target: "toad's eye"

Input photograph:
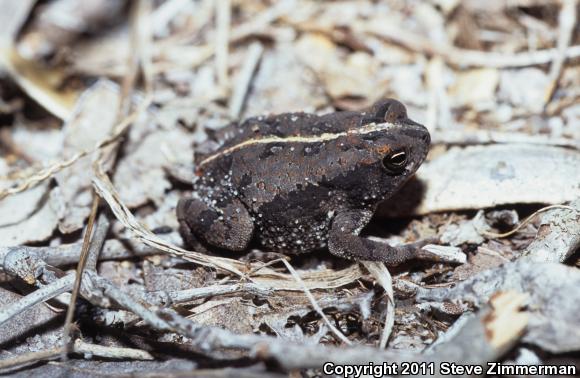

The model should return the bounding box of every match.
[382,150,408,173]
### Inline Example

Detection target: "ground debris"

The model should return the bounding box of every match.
[417,260,580,353]
[0,0,579,375]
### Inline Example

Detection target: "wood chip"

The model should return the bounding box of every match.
[380,144,580,216]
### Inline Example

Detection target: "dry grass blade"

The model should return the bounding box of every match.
[92,165,245,276]
[249,261,366,290]
[0,107,141,201]
[362,261,394,348]
[282,259,352,345]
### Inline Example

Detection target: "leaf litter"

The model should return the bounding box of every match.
[0,0,579,376]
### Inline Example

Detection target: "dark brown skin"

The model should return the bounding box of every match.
[177,99,431,265]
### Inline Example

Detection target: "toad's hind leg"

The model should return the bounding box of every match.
[176,196,254,251]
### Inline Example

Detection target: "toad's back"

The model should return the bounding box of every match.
[194,111,365,166]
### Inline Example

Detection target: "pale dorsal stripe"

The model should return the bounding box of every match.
[198,122,397,168]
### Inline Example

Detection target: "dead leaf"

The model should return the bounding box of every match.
[0,187,60,246]
[449,68,499,107]
[0,182,50,227]
[499,68,549,113]
[243,45,327,116]
[294,33,380,101]
[114,128,194,208]
[0,47,78,120]
[55,80,120,233]
[17,0,128,60]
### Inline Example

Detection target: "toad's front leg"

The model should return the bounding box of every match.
[328,210,435,265]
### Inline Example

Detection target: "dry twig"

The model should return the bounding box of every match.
[0,275,75,327]
[61,200,108,358]
[215,0,231,89]
[354,21,580,68]
[543,0,578,106]
[0,340,153,372]
[229,42,264,118]
[521,200,580,263]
